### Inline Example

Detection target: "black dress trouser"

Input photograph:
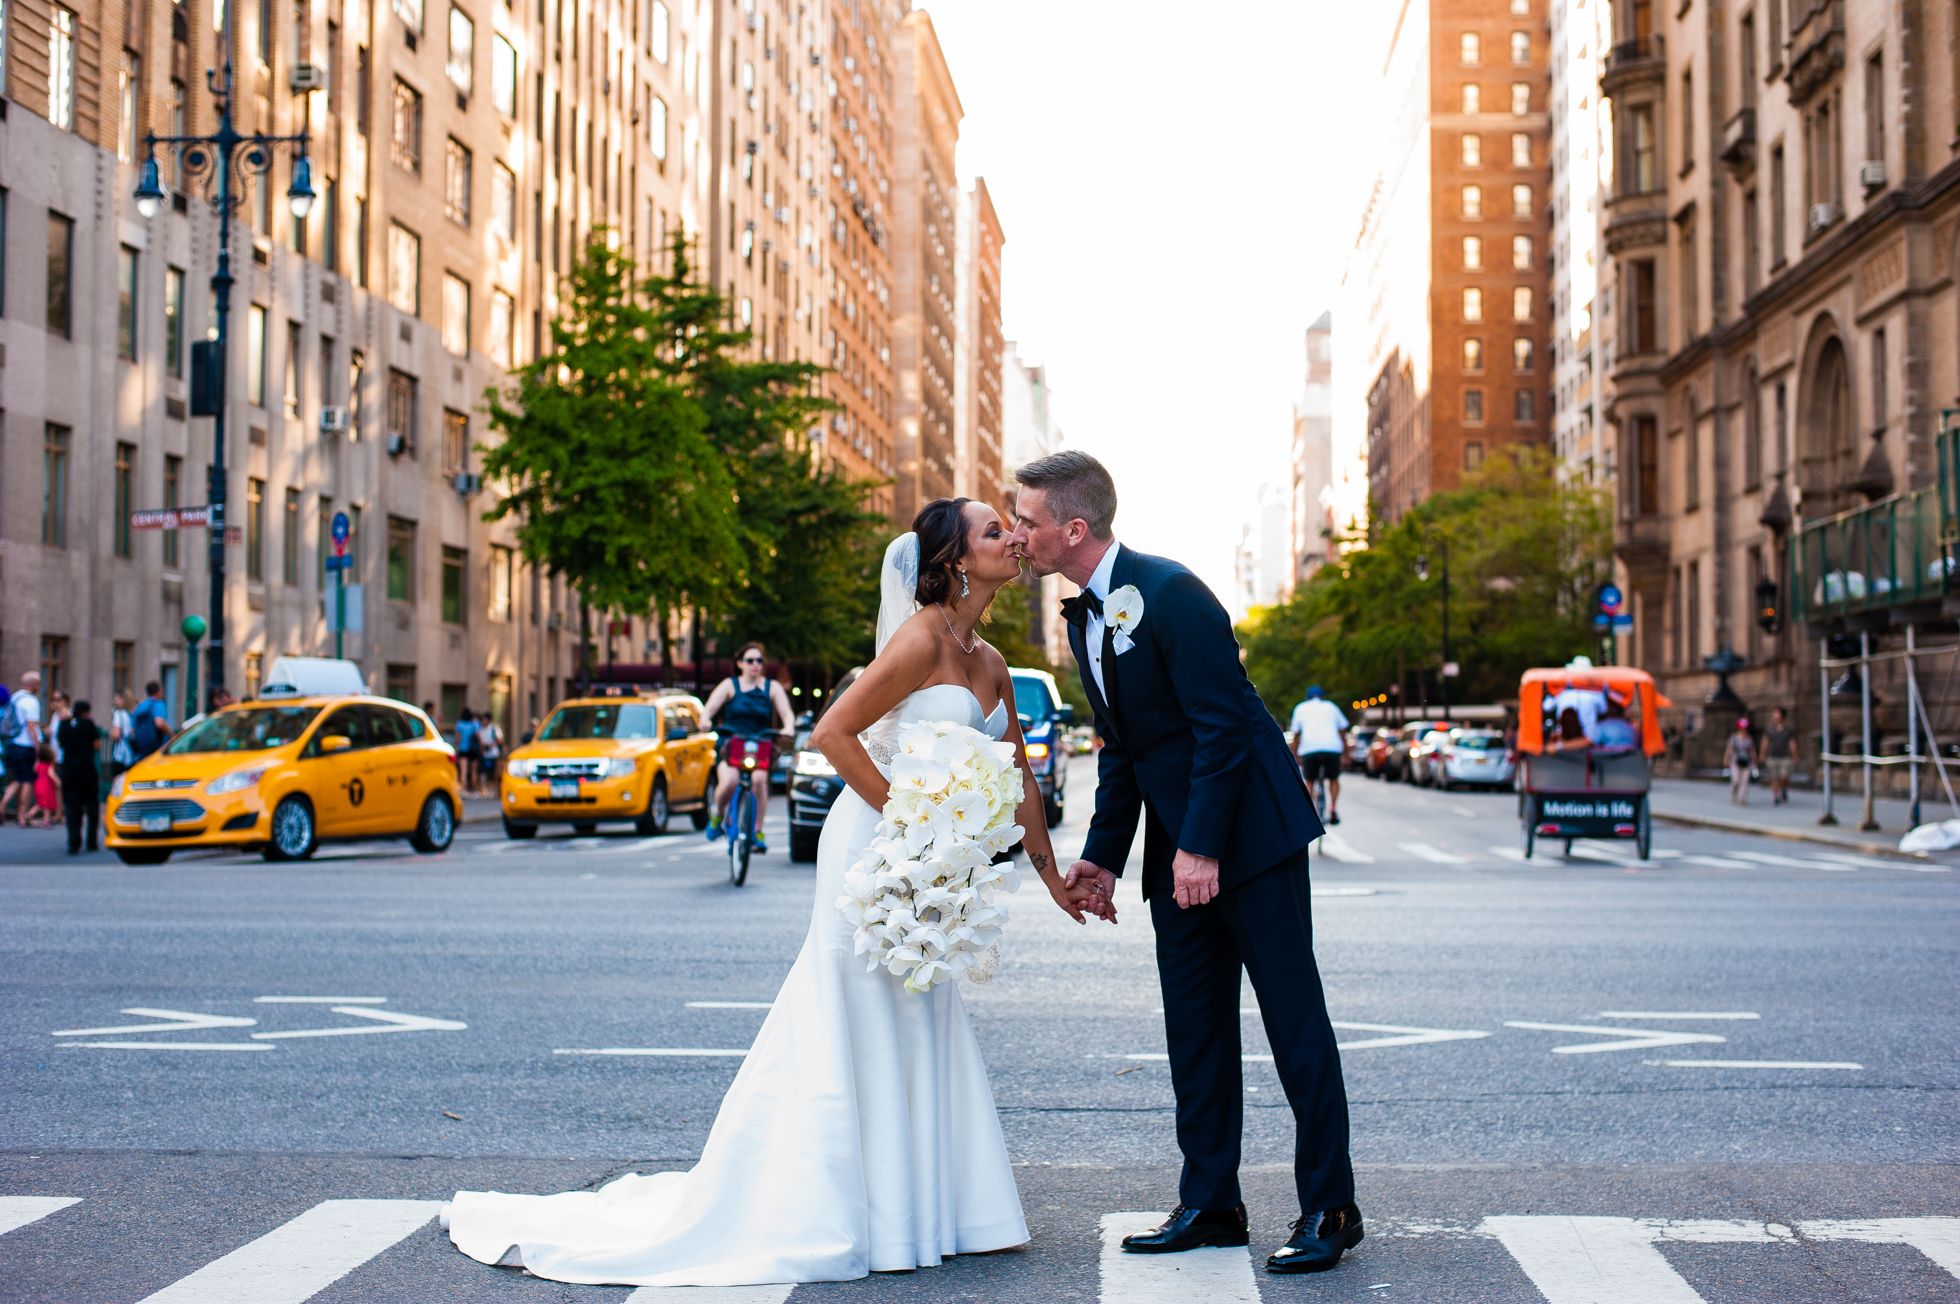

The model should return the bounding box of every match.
[1148,846,1354,1214]
[62,776,99,851]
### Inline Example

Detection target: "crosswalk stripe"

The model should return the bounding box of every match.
[1313,832,1376,863]
[1683,855,1756,868]
[625,1286,792,1303]
[1481,1216,1708,1303]
[0,1197,81,1238]
[1098,1212,1260,1303]
[136,1199,440,1303]
[1798,1218,1960,1278]
[1397,842,1470,864]
[1487,845,1529,862]
[1728,851,1821,868]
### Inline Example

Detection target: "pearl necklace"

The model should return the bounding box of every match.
[939,604,979,654]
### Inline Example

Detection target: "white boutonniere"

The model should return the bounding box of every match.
[1104,585,1144,654]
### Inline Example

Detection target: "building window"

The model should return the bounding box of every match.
[393,0,423,34]
[246,478,266,581]
[1687,560,1702,663]
[1679,217,1698,340]
[1629,104,1657,192]
[1510,82,1530,115]
[280,486,300,584]
[1627,259,1657,351]
[387,517,416,601]
[441,546,467,624]
[489,544,513,621]
[442,272,471,355]
[1514,388,1536,422]
[443,408,469,475]
[445,138,473,225]
[1871,327,1888,431]
[650,94,669,161]
[1464,389,1486,424]
[492,160,517,240]
[1512,286,1533,320]
[387,664,418,704]
[446,4,473,94]
[117,49,140,161]
[492,32,517,114]
[1462,236,1482,270]
[1513,30,1532,63]
[1511,132,1531,167]
[46,212,74,337]
[284,319,303,418]
[1743,188,1761,295]
[115,245,140,360]
[651,0,668,60]
[1462,184,1482,219]
[113,642,134,698]
[48,7,77,130]
[1465,441,1485,469]
[1462,83,1480,114]
[1744,364,1763,488]
[1511,183,1533,217]
[163,455,182,567]
[389,222,421,314]
[240,303,264,405]
[1635,416,1660,514]
[489,289,515,366]
[1461,133,1481,167]
[114,442,136,558]
[243,652,262,701]
[1513,337,1534,371]
[393,78,424,173]
[40,636,69,694]
[164,267,185,377]
[1460,31,1480,65]
[1512,235,1533,269]
[1463,287,1484,321]
[1681,70,1696,172]
[1464,338,1485,372]
[387,369,418,453]
[317,496,335,587]
[1770,144,1787,264]
[1864,52,1884,175]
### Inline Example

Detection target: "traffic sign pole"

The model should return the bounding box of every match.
[332,511,350,660]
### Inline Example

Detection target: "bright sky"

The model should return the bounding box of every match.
[926,0,1402,598]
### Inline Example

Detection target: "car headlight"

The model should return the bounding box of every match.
[608,756,637,778]
[208,765,269,795]
[796,750,837,776]
[506,758,532,779]
[110,771,128,799]
[1025,742,1049,763]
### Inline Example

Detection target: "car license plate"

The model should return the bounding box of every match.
[141,814,172,833]
[550,780,580,799]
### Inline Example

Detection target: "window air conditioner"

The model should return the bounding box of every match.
[547,611,565,630]
[1808,202,1837,233]
[386,433,408,456]
[1860,160,1887,189]
[452,472,482,496]
[319,405,349,432]
[291,63,326,92]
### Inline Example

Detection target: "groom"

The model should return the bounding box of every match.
[1010,451,1363,1275]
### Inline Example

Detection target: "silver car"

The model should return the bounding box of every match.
[1426,728,1515,790]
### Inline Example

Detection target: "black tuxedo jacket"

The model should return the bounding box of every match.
[1069,545,1323,898]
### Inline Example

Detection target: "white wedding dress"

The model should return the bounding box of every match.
[444,682,1029,1287]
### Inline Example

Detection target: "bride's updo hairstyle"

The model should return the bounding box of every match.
[911,497,973,605]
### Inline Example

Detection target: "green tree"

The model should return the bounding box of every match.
[479,229,739,688]
[1239,450,1612,716]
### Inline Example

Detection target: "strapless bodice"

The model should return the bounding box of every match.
[861,684,1010,773]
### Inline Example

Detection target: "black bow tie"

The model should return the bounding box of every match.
[1061,589,1104,629]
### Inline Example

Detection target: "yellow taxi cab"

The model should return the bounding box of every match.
[500,691,717,838]
[106,695,462,865]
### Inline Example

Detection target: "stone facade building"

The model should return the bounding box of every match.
[951,174,1001,514]
[1291,310,1334,583]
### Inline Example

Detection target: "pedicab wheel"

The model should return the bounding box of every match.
[1519,796,1535,859]
[1637,798,1652,860]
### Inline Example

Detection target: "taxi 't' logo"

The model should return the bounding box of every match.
[347,777,366,806]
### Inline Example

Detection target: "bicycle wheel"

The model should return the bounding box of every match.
[729,784,754,887]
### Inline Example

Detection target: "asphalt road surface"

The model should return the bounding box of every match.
[2,757,1955,1302]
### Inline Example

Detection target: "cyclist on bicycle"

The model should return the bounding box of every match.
[701,641,795,852]
[1288,685,1350,827]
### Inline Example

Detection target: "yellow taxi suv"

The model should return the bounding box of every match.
[106,696,462,865]
[499,692,717,839]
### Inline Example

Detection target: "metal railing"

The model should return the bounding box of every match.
[1789,482,1948,624]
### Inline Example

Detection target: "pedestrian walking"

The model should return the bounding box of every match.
[3,672,46,828]
[40,692,72,826]
[128,681,174,761]
[57,701,102,854]
[1762,708,1797,805]
[1726,718,1756,805]
[107,690,137,786]
[478,716,503,789]
[456,709,480,795]
[32,743,60,828]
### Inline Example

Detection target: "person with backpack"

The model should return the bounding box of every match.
[2,672,45,829]
[129,682,174,761]
[477,715,503,790]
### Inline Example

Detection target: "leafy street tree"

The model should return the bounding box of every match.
[1238,451,1612,716]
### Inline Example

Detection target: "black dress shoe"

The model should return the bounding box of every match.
[1266,1203,1364,1274]
[1121,1203,1249,1253]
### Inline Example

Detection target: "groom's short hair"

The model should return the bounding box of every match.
[1015,451,1117,540]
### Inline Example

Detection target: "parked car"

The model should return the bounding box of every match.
[1383,720,1446,781]
[499,692,718,838]
[106,693,461,864]
[1365,729,1395,777]
[1424,728,1516,790]
[788,672,862,863]
[1345,726,1378,773]
[1407,727,1453,784]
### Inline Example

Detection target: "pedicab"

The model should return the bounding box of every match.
[1516,662,1671,860]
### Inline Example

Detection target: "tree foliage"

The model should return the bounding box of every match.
[1238,451,1613,716]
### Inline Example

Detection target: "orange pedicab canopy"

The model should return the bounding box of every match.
[1516,665,1672,757]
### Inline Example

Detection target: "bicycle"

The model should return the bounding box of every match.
[722,736,773,887]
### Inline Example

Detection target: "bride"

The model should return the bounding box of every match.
[442,497,1109,1287]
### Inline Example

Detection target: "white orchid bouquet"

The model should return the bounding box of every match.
[836,720,1026,992]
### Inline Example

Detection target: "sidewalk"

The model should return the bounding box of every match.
[1648,775,1960,858]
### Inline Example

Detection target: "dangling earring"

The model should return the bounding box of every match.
[959,567,970,599]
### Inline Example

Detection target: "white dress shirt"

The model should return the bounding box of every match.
[1081,539,1120,702]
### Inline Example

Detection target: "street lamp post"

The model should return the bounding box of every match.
[1416,537,1452,722]
[133,61,314,713]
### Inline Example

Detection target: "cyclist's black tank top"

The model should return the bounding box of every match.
[722,678,774,737]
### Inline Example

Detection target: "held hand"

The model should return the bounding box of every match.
[1064,861,1120,924]
[1046,876,1089,925]
[1171,849,1221,910]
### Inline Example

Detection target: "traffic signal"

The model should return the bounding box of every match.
[1755,577,1781,633]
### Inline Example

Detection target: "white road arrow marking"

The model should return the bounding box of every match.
[250,1007,467,1039]
[1503,1021,1726,1054]
[1332,1021,1493,1050]
[52,1008,257,1037]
